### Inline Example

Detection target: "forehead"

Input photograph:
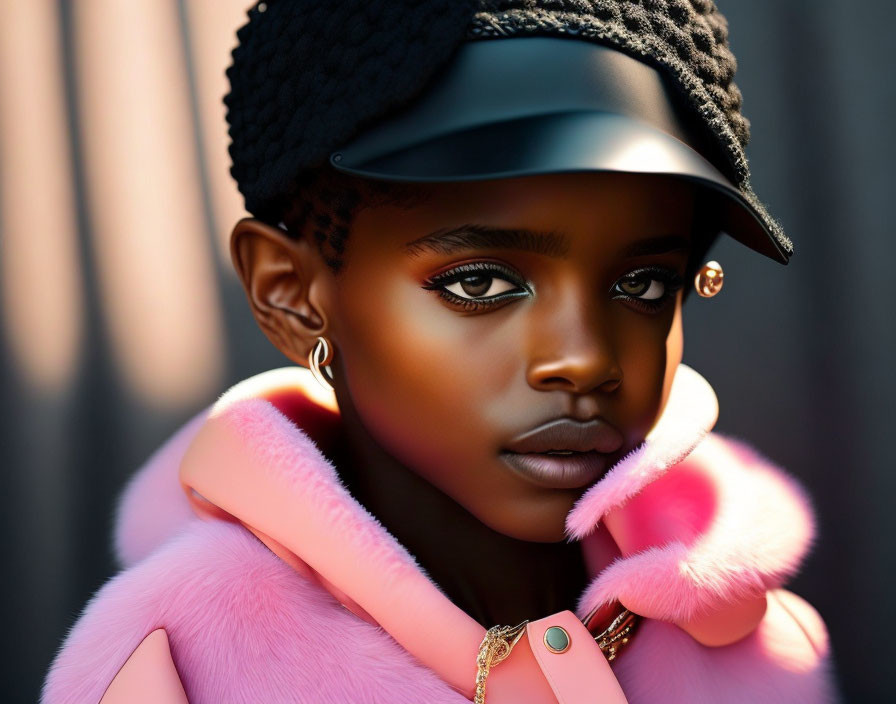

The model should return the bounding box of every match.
[352,172,697,260]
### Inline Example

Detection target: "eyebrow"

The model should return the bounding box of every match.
[403,225,691,260]
[403,224,570,259]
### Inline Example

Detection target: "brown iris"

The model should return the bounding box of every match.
[618,278,649,296]
[460,274,492,297]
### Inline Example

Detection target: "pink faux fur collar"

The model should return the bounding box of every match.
[116,361,814,650]
[43,362,834,704]
[565,363,720,538]
[39,357,836,704]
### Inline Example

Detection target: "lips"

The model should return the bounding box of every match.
[500,417,625,489]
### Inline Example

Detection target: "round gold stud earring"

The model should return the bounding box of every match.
[308,336,335,390]
[694,261,724,297]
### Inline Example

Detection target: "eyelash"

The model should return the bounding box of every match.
[422,262,684,313]
[422,262,530,311]
[610,266,685,313]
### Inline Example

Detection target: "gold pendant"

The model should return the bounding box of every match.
[474,620,528,704]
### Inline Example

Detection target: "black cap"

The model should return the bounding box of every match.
[225,1,792,264]
[329,38,788,264]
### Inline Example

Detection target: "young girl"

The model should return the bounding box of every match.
[43,2,837,702]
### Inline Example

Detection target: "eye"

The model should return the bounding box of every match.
[444,273,518,299]
[422,261,530,309]
[611,267,684,310]
[615,276,666,300]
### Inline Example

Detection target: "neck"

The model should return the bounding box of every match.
[330,398,591,628]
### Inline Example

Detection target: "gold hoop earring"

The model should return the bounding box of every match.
[694,261,724,297]
[308,336,335,390]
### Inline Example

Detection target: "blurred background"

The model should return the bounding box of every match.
[1,1,892,701]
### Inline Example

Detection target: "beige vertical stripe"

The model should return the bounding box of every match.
[185,0,253,268]
[73,0,224,409]
[0,1,84,394]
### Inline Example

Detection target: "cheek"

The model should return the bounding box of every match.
[332,271,513,477]
[616,298,684,443]
[662,296,685,404]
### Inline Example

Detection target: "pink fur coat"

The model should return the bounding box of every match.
[42,364,837,703]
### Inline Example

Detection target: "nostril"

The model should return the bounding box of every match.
[541,376,572,387]
[530,371,623,394]
[526,347,624,394]
[600,377,623,393]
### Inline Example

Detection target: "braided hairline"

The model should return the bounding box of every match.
[277,168,434,274]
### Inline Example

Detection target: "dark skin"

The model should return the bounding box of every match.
[231,172,695,627]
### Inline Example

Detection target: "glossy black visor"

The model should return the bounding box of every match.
[329,37,789,264]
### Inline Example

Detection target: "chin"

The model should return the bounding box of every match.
[477,492,580,543]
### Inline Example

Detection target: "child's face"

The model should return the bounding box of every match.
[323,171,695,541]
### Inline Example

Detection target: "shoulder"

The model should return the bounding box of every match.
[764,588,832,663]
[745,588,839,702]
[615,588,839,703]
[41,519,312,703]
[43,519,466,704]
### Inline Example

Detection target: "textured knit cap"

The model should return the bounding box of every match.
[225,0,792,259]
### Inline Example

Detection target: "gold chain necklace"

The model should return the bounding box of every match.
[474,620,529,704]
[473,609,641,704]
[594,608,639,662]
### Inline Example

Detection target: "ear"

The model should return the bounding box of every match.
[229,218,334,366]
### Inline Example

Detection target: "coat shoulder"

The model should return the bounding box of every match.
[41,519,288,703]
[42,518,465,704]
[613,587,839,704]
[766,588,834,669]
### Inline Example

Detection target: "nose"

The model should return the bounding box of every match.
[525,300,623,395]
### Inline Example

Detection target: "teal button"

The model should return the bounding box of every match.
[543,625,571,653]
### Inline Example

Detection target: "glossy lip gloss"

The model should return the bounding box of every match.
[499,450,613,489]
[500,416,625,489]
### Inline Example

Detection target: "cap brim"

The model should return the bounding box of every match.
[329,38,789,264]
[332,111,788,263]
